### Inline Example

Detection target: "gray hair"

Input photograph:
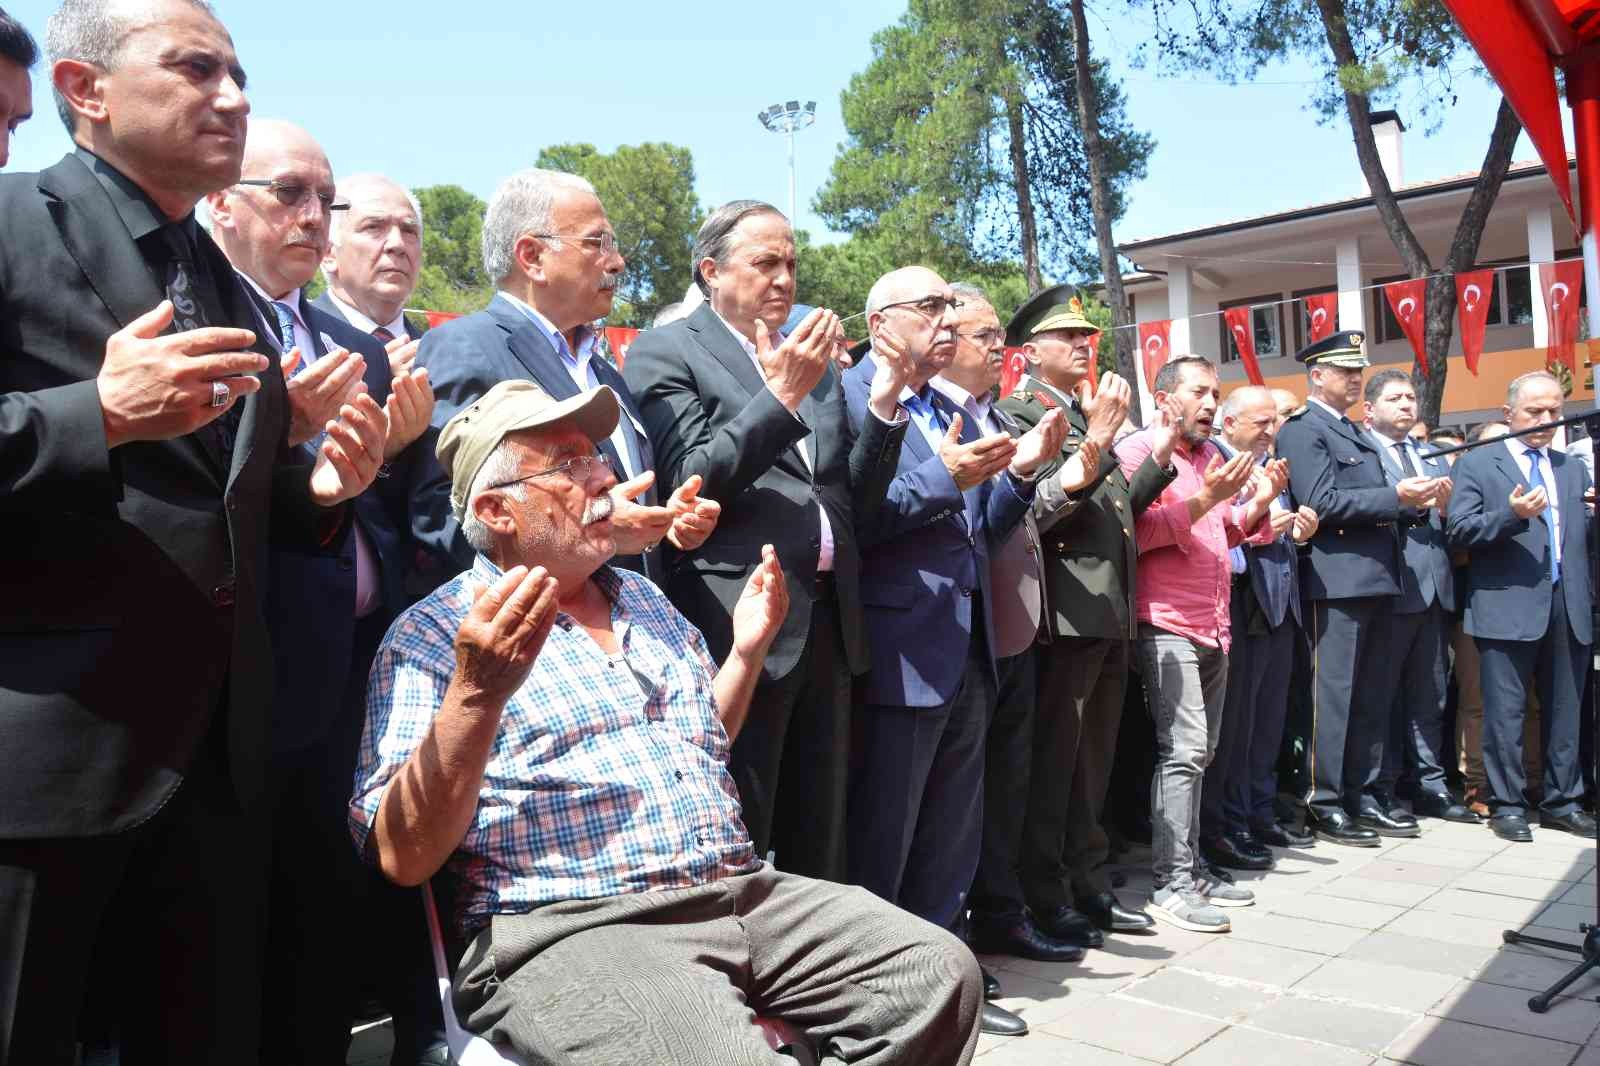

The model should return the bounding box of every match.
[949,281,991,308]
[1507,369,1562,407]
[329,173,423,246]
[691,199,786,297]
[457,440,525,554]
[46,0,216,131]
[651,302,687,328]
[480,168,597,285]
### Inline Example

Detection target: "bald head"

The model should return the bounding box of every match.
[1221,386,1279,457]
[866,266,959,387]
[208,118,337,299]
[324,171,423,325]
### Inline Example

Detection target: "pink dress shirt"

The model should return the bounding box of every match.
[1117,428,1273,652]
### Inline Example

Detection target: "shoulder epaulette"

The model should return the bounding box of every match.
[1032,389,1059,410]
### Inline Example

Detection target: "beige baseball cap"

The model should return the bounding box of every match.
[436,379,620,518]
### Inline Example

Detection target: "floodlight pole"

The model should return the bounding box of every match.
[758,101,817,224]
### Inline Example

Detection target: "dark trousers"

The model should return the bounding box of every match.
[0,732,266,1066]
[849,632,993,932]
[1476,590,1589,819]
[1307,597,1392,820]
[1202,585,1296,837]
[1376,603,1451,803]
[969,647,1037,921]
[728,591,852,881]
[1019,635,1126,911]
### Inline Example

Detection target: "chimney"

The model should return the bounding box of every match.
[1366,110,1406,192]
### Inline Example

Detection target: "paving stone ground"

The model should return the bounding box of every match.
[343,818,1600,1065]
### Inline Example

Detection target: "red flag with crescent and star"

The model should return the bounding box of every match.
[1222,307,1265,386]
[1303,293,1338,344]
[1540,259,1585,375]
[1000,347,1029,398]
[603,326,640,369]
[1383,279,1429,378]
[1137,319,1172,392]
[1454,269,1495,377]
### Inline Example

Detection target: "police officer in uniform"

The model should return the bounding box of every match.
[997,287,1171,940]
[1276,332,1444,845]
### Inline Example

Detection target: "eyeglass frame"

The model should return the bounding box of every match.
[486,451,613,491]
[877,293,964,319]
[530,232,621,257]
[956,327,1006,348]
[236,178,349,213]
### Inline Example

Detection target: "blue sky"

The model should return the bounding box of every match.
[3,0,1556,272]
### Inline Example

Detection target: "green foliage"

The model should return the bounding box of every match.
[409,184,494,315]
[535,142,703,328]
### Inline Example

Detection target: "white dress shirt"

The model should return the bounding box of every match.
[710,309,834,572]
[1506,438,1562,570]
[323,289,410,341]
[1369,425,1425,479]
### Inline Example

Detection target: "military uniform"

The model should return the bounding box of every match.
[1274,332,1403,845]
[992,288,1175,936]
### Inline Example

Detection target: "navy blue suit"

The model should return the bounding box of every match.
[1447,439,1592,819]
[411,296,658,586]
[841,353,1033,932]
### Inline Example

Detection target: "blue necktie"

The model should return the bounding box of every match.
[272,301,301,370]
[1526,449,1560,585]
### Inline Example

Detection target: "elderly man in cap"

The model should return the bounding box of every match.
[995,287,1169,947]
[352,379,981,1064]
[1276,332,1444,846]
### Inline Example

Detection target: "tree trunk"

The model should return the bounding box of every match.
[1003,81,1044,291]
[1067,0,1142,422]
[1315,0,1522,428]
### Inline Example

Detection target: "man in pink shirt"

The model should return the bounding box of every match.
[1118,357,1286,933]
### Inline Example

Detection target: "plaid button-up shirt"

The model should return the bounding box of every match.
[350,556,759,937]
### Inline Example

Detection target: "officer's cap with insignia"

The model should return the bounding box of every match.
[1005,283,1101,347]
[1296,330,1369,370]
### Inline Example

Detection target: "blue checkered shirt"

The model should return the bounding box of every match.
[350,556,759,936]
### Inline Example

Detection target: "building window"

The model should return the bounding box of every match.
[1217,295,1284,364]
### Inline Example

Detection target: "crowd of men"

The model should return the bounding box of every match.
[0,2,1596,1065]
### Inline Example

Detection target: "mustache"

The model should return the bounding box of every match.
[582,493,614,526]
[598,272,622,292]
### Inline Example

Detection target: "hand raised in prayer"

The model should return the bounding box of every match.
[283,344,367,447]
[665,474,723,551]
[454,565,560,709]
[382,367,433,460]
[731,545,788,664]
[308,392,388,506]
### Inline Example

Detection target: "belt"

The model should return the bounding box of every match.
[813,572,837,601]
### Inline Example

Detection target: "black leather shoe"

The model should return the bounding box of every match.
[1032,904,1104,949]
[1309,810,1381,847]
[1357,806,1422,838]
[1232,831,1275,862]
[969,913,1087,963]
[1252,821,1315,848]
[1077,892,1155,933]
[1490,813,1534,842]
[1413,791,1481,823]
[982,967,1001,1001]
[1200,834,1273,871]
[980,1002,1028,1037]
[1540,811,1599,838]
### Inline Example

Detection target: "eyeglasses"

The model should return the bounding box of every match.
[879,294,963,319]
[958,328,1006,347]
[236,179,349,213]
[532,232,620,257]
[487,452,612,490]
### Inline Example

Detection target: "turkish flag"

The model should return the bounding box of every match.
[1383,279,1429,378]
[422,310,462,330]
[1303,293,1338,344]
[1000,347,1029,398]
[1137,319,1172,392]
[603,326,640,369]
[1222,307,1265,386]
[1540,259,1586,374]
[1454,269,1495,376]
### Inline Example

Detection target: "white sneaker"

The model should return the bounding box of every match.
[1196,874,1255,908]
[1149,886,1231,932]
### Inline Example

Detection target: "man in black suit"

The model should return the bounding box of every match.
[316,171,430,369]
[0,3,385,1061]
[1447,370,1596,842]
[623,200,910,881]
[412,168,718,587]
[207,118,445,1066]
[0,7,34,169]
[1276,332,1443,847]
[1361,369,1478,825]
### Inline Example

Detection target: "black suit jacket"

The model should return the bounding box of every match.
[244,288,416,752]
[0,153,337,838]
[1276,401,1402,601]
[622,304,905,681]
[411,296,658,583]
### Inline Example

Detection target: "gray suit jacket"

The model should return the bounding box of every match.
[985,402,1049,657]
[1366,429,1456,614]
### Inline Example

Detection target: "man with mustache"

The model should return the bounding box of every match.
[0,7,33,168]
[0,1,385,1060]
[207,118,445,1065]
[353,379,982,1063]
[1119,357,1284,932]
[412,168,719,590]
